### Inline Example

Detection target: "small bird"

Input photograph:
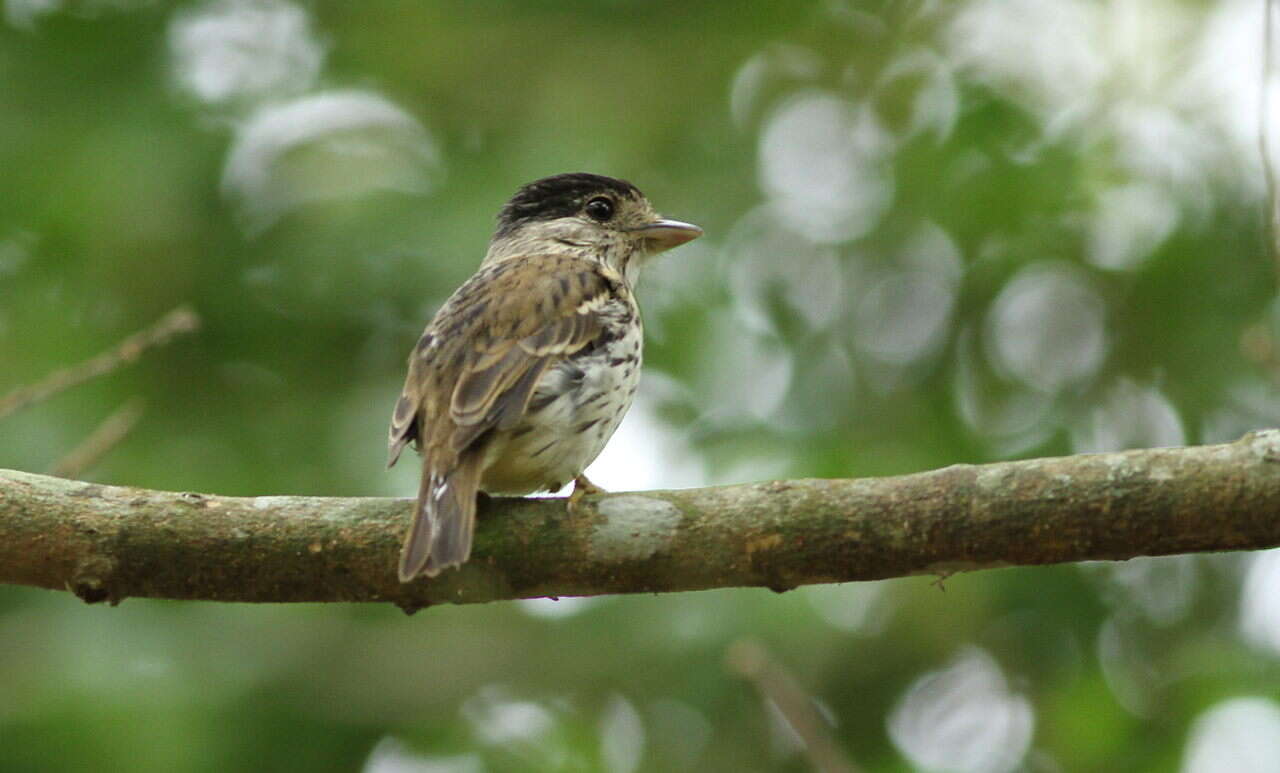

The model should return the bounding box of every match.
[388,173,702,581]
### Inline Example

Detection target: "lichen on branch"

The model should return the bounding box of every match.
[2,430,1280,610]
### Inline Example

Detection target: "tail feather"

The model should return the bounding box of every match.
[398,468,438,582]
[398,455,482,582]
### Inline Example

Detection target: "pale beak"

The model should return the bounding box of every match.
[631,218,703,251]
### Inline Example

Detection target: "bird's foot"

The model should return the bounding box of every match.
[566,474,606,515]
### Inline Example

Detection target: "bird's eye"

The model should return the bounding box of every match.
[584,197,615,222]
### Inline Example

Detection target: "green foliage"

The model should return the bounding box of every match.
[4,0,1280,770]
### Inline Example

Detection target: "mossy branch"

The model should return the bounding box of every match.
[3,431,1280,612]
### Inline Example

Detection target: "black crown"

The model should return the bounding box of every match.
[496,173,639,236]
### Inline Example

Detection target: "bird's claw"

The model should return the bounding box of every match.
[566,474,606,515]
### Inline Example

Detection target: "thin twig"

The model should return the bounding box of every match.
[727,640,860,773]
[49,398,146,480]
[1262,0,1280,277]
[0,306,199,421]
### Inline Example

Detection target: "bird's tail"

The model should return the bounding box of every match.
[399,455,482,582]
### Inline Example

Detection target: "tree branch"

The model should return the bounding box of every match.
[3,431,1280,611]
[727,639,860,773]
[49,398,146,479]
[0,305,199,421]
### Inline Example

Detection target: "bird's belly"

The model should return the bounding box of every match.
[479,334,641,496]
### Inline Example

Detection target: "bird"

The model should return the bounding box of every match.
[387,173,703,582]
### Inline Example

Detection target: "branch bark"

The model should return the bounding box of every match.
[3,431,1280,611]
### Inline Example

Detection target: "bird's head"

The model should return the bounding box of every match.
[483,173,702,283]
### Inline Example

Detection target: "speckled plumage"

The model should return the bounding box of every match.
[389,174,701,581]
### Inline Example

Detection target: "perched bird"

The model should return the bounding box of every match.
[388,173,702,581]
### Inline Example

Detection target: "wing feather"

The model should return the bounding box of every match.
[389,254,622,581]
[450,342,524,425]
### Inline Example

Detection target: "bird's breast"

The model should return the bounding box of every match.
[479,300,642,495]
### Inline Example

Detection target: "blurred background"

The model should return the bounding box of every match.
[3,0,1280,770]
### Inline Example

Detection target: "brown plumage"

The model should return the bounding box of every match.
[389,173,701,581]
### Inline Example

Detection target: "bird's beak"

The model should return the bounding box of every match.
[632,218,703,252]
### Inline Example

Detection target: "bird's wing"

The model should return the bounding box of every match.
[389,254,622,580]
[388,254,619,465]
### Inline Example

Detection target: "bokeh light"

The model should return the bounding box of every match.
[3,0,1280,769]
[888,647,1035,773]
